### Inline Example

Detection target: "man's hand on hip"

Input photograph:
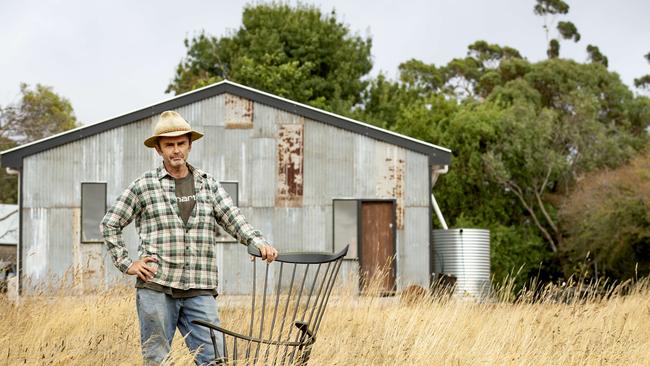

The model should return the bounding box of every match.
[258,244,278,263]
[127,257,158,282]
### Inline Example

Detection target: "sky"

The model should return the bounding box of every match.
[1,0,648,125]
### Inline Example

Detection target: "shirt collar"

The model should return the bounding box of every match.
[156,162,207,181]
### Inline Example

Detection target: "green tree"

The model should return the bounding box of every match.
[432,101,555,286]
[167,3,372,114]
[1,83,78,144]
[0,83,78,203]
[483,60,645,254]
[634,51,650,93]
[586,45,609,67]
[533,0,580,59]
[359,50,648,284]
[383,42,523,101]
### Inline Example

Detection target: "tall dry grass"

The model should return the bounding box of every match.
[1,277,649,365]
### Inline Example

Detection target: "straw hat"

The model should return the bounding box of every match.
[144,111,204,148]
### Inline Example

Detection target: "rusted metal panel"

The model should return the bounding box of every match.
[376,145,406,229]
[276,124,303,207]
[225,94,254,129]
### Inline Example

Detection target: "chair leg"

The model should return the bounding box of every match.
[210,329,228,365]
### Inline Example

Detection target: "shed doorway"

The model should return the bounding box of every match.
[359,200,396,295]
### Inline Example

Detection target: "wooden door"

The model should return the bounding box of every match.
[359,201,396,294]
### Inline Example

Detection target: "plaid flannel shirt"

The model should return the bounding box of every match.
[101,163,268,290]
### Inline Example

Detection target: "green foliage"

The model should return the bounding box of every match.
[547,39,560,58]
[533,0,579,59]
[586,45,608,67]
[398,59,445,95]
[353,74,411,130]
[635,53,650,93]
[533,0,570,16]
[559,151,650,280]
[557,21,580,42]
[467,40,522,66]
[489,222,552,287]
[1,83,78,144]
[167,2,372,114]
[0,83,78,203]
[360,44,648,283]
[635,75,650,92]
[163,2,649,284]
[431,102,520,226]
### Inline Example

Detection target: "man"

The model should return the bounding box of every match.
[101,110,278,365]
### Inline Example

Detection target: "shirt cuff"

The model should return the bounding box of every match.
[120,259,134,274]
[249,237,268,249]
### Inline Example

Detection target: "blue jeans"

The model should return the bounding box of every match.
[136,288,224,365]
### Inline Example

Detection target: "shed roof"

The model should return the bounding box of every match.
[0,80,451,169]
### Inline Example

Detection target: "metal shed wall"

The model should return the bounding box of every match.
[20,94,432,294]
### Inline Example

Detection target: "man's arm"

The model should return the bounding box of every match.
[100,182,143,274]
[212,181,278,262]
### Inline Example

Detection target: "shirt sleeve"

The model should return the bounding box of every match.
[100,181,142,273]
[212,180,270,249]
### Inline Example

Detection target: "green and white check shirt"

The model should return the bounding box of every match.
[101,163,268,290]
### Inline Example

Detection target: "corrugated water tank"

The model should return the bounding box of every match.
[432,229,491,299]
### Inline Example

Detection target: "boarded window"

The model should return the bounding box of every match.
[216,181,239,242]
[225,94,253,129]
[276,124,303,206]
[81,183,107,243]
[333,199,358,259]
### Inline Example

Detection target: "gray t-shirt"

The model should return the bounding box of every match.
[175,173,195,226]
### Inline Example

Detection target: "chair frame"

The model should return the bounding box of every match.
[192,244,349,365]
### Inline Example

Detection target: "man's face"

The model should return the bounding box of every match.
[155,135,192,170]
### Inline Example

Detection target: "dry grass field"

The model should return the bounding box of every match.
[1,277,649,366]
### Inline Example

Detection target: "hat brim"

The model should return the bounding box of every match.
[144,130,203,148]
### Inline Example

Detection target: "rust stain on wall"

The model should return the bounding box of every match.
[381,157,405,229]
[225,94,254,129]
[276,124,303,207]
